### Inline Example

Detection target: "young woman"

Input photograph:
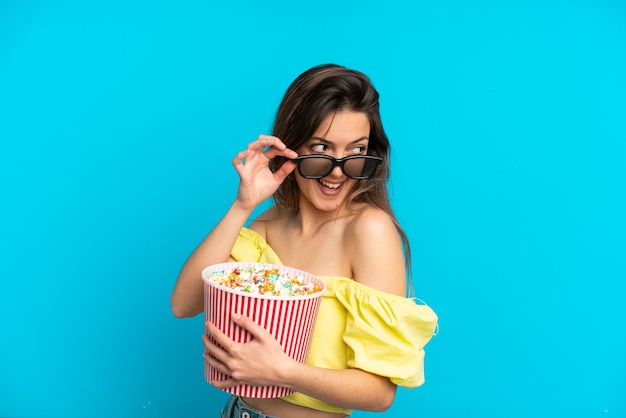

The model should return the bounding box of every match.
[171,64,438,418]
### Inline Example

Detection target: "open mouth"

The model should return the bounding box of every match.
[319,179,341,189]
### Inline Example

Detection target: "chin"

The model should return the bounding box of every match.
[312,197,348,213]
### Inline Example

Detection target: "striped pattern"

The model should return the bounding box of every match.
[202,262,324,398]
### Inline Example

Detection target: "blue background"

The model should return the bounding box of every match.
[1,1,625,417]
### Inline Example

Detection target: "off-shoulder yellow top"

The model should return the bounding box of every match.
[231,227,438,415]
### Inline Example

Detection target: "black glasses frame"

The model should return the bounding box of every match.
[293,155,384,180]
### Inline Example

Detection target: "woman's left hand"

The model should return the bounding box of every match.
[203,313,297,389]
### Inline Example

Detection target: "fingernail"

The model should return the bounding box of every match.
[232,312,241,320]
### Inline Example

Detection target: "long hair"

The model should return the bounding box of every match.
[270,64,414,295]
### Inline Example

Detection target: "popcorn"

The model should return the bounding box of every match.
[205,264,323,297]
[202,262,325,397]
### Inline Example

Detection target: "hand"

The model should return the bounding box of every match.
[203,313,297,389]
[232,135,298,210]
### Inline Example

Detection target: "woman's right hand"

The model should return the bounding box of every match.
[232,135,298,210]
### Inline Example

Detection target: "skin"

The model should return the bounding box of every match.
[171,111,407,417]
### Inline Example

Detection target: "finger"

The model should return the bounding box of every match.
[235,137,297,169]
[232,149,250,168]
[203,334,236,372]
[263,145,298,161]
[202,332,225,353]
[247,135,285,152]
[203,352,233,377]
[209,376,241,390]
[273,160,297,180]
[205,322,235,352]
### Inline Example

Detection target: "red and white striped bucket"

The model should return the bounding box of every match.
[201,262,325,398]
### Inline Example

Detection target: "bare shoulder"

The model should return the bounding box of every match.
[346,206,407,296]
[248,206,281,239]
[248,206,291,241]
[347,205,399,238]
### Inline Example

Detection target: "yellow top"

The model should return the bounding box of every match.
[231,227,439,415]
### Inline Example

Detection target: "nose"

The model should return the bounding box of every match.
[329,164,344,178]
[325,153,345,178]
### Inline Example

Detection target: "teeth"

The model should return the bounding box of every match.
[320,180,341,189]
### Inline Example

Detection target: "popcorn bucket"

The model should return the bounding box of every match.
[202,262,325,398]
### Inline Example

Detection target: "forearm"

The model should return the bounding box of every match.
[283,362,396,412]
[170,200,253,318]
[206,311,397,411]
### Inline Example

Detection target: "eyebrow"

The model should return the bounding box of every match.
[308,136,370,144]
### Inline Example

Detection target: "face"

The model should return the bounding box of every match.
[295,110,371,213]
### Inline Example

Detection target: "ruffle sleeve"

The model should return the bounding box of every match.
[230,227,283,265]
[333,279,438,388]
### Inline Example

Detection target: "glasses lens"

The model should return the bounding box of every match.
[299,157,333,178]
[344,156,379,179]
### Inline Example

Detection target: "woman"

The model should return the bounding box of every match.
[171,64,438,418]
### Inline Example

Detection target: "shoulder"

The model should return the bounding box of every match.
[248,206,289,240]
[347,205,399,238]
[345,206,407,296]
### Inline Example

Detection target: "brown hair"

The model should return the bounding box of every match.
[270,64,414,295]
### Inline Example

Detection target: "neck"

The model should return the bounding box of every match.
[292,197,358,238]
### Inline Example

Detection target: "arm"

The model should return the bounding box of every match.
[204,315,396,411]
[286,362,396,412]
[170,136,297,318]
[348,207,407,296]
[170,201,253,318]
[203,212,407,410]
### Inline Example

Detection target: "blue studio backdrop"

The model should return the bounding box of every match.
[1,1,625,417]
